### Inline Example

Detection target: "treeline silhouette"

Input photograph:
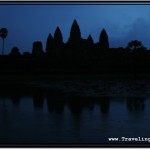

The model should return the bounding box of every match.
[1,19,150,75]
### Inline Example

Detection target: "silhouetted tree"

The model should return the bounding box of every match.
[46,33,54,55]
[127,40,144,52]
[99,28,109,50]
[127,40,147,72]
[0,28,8,55]
[9,47,21,57]
[32,41,44,56]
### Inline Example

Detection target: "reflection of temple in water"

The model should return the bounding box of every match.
[97,97,110,114]
[126,97,145,112]
[46,93,65,113]
[67,97,84,115]
[10,93,21,106]
[0,87,147,115]
[33,89,44,110]
[0,88,112,115]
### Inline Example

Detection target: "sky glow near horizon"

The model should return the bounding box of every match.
[0,3,150,54]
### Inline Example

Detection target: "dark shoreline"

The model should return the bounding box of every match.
[0,72,150,81]
[0,72,149,87]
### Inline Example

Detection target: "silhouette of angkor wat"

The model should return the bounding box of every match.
[1,19,150,76]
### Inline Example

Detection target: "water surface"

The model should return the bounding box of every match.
[0,78,150,146]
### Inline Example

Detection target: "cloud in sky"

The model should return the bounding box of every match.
[107,17,150,48]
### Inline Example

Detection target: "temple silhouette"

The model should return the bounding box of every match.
[0,19,150,76]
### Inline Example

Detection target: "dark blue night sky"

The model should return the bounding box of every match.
[1,3,150,54]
